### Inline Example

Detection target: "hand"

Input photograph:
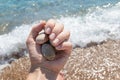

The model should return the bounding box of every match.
[26,19,72,80]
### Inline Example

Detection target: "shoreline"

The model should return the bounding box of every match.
[0,39,120,80]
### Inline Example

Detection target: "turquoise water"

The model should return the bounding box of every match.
[0,0,119,34]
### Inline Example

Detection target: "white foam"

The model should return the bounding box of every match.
[58,2,120,47]
[0,24,31,56]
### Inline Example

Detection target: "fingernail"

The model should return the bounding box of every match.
[49,33,56,40]
[45,27,51,34]
[56,45,62,49]
[53,39,59,46]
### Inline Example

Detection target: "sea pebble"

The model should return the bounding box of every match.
[36,33,48,44]
[41,44,56,60]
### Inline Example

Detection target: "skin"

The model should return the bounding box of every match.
[26,19,72,80]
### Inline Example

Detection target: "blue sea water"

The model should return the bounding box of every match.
[0,0,120,70]
[0,0,119,33]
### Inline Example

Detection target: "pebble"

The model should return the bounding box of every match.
[36,33,48,44]
[41,44,56,60]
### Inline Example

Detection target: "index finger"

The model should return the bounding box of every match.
[29,21,46,40]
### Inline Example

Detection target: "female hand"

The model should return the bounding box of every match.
[26,19,72,80]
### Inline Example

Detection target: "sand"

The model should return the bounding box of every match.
[0,40,120,80]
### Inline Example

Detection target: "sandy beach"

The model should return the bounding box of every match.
[0,39,120,80]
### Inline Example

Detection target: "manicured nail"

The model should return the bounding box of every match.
[56,45,62,49]
[49,33,56,40]
[45,27,51,34]
[53,39,59,46]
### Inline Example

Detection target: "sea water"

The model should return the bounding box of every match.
[0,0,120,70]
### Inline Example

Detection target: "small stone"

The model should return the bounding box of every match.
[36,33,48,44]
[41,44,56,60]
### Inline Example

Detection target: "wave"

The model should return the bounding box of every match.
[58,2,120,47]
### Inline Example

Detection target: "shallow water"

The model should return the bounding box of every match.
[0,0,119,34]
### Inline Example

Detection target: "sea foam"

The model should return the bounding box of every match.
[58,2,120,47]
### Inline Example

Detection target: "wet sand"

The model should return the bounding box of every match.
[0,40,120,80]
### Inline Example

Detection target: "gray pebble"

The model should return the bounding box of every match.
[41,44,56,60]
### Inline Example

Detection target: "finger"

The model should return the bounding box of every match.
[26,21,46,46]
[56,41,73,53]
[52,30,70,46]
[49,23,64,40]
[30,21,46,39]
[44,19,56,34]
